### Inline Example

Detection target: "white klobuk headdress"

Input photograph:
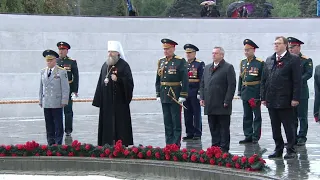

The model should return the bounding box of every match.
[107,41,126,60]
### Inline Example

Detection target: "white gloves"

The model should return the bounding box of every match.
[197,95,200,100]
[178,97,186,103]
[156,97,160,101]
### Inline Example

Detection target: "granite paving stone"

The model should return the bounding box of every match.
[0,101,320,180]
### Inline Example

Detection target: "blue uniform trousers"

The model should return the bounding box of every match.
[44,108,64,145]
[183,96,202,137]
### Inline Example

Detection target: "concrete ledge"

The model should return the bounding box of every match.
[0,157,279,180]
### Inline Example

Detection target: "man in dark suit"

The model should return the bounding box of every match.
[261,36,301,159]
[199,46,236,152]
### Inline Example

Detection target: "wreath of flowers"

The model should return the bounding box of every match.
[0,140,267,171]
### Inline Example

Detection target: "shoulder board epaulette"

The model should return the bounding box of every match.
[301,55,308,59]
[195,59,202,63]
[41,67,47,70]
[58,66,65,70]
[174,55,183,59]
[68,57,76,61]
[255,58,263,62]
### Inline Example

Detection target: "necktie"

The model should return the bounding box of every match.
[48,69,52,77]
[277,55,282,62]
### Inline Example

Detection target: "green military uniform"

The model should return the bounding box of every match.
[238,39,264,144]
[56,42,79,136]
[155,39,188,147]
[288,37,313,145]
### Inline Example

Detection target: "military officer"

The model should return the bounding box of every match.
[238,39,264,144]
[56,41,79,136]
[155,38,189,147]
[182,44,205,141]
[288,37,313,146]
[39,50,70,145]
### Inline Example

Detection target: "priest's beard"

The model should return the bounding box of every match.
[107,55,119,66]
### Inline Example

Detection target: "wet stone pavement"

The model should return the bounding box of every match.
[1,103,320,180]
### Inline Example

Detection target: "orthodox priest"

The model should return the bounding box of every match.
[92,41,134,147]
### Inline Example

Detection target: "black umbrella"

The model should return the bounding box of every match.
[226,1,246,17]
[264,2,274,9]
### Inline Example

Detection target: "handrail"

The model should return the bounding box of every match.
[0,96,240,104]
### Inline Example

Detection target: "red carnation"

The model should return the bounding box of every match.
[68,152,74,156]
[191,155,197,162]
[235,163,241,169]
[182,148,187,153]
[124,150,130,156]
[11,153,17,157]
[100,153,106,157]
[232,155,239,162]
[188,71,193,77]
[155,152,161,159]
[209,159,215,165]
[190,149,197,153]
[91,154,96,157]
[248,98,256,108]
[199,157,205,163]
[35,153,40,156]
[206,151,213,158]
[56,152,62,156]
[46,150,52,156]
[246,168,253,171]
[97,146,102,150]
[104,149,111,155]
[146,145,153,149]
[226,163,232,168]
[165,154,170,160]
[218,162,222,166]
[259,158,266,164]
[41,145,47,150]
[138,152,144,159]
[62,145,68,150]
[5,145,11,151]
[16,144,24,150]
[146,150,152,157]
[199,150,205,155]
[85,144,91,150]
[173,156,178,161]
[222,153,228,159]
[75,146,80,151]
[182,153,188,160]
[132,147,139,154]
[109,154,113,158]
[248,156,255,164]
[241,157,247,164]
[113,151,118,157]
[0,153,5,157]
[215,153,221,159]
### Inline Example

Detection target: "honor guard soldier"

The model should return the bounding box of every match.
[39,50,70,145]
[288,37,313,146]
[238,39,264,144]
[56,41,79,136]
[182,44,205,141]
[155,38,189,147]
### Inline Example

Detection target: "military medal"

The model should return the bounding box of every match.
[104,77,109,85]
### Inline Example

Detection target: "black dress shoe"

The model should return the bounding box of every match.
[268,151,283,159]
[239,139,252,144]
[284,152,297,159]
[182,136,194,141]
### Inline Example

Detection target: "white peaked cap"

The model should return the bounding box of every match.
[108,40,126,60]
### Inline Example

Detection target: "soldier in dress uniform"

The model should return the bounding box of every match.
[238,39,264,144]
[155,38,189,147]
[288,37,313,146]
[56,41,79,136]
[182,44,205,141]
[39,50,70,145]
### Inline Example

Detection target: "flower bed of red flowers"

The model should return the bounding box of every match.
[0,140,267,171]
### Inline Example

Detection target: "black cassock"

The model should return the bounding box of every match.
[92,58,134,146]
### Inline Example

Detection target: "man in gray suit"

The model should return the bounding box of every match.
[199,46,236,153]
[39,50,70,145]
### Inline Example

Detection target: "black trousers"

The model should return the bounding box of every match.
[208,115,231,152]
[44,108,64,145]
[268,108,296,153]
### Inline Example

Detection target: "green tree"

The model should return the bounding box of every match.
[115,0,126,16]
[43,0,69,15]
[300,0,316,17]
[246,0,266,17]
[6,0,24,13]
[166,0,203,17]
[0,0,8,12]
[274,2,301,17]
[23,0,44,14]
